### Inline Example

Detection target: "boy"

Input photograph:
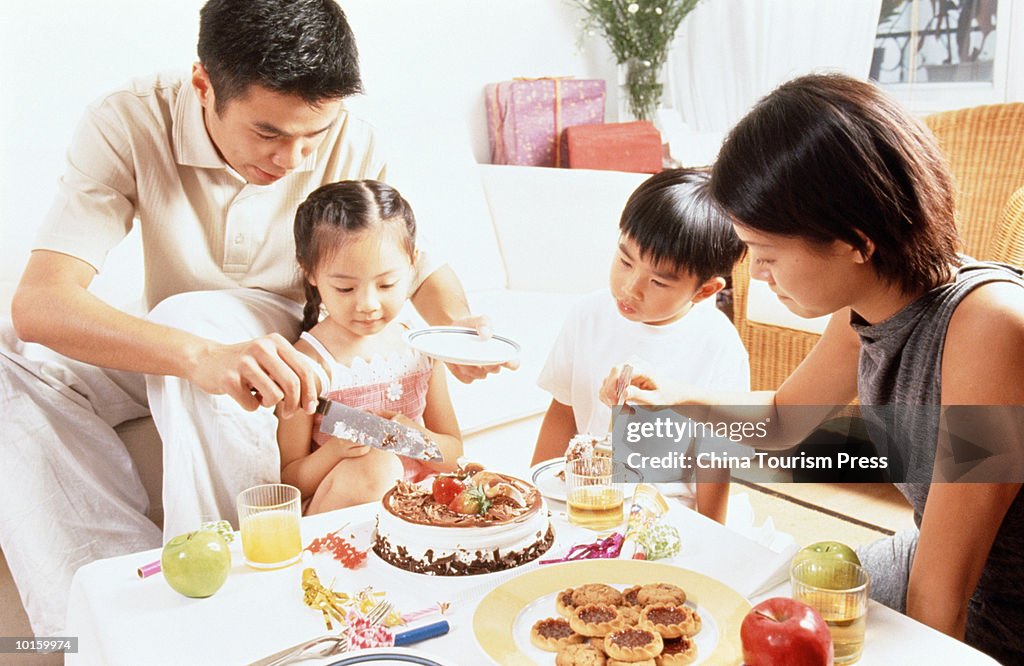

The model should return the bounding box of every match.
[531,169,749,523]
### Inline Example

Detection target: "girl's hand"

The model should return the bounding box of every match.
[599,364,693,406]
[326,436,371,459]
[375,410,421,432]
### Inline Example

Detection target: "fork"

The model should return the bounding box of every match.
[260,600,392,666]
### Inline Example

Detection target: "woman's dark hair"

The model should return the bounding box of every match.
[620,168,745,283]
[294,180,416,331]
[198,0,362,112]
[710,73,960,294]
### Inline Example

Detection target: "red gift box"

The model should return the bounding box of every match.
[565,121,663,174]
[486,78,606,167]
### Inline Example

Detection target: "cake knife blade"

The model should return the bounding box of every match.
[317,399,443,462]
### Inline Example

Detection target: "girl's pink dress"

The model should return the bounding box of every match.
[300,330,434,482]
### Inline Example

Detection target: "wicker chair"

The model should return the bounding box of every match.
[731,102,1024,390]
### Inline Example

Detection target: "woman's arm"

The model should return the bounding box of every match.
[910,483,1019,638]
[531,399,578,465]
[599,309,861,450]
[908,282,1024,638]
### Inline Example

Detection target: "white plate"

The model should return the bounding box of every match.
[529,457,643,503]
[404,327,520,366]
[325,646,453,665]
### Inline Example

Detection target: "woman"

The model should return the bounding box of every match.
[601,73,1024,663]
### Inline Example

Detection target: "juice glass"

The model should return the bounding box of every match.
[566,457,626,530]
[791,559,870,664]
[236,484,302,569]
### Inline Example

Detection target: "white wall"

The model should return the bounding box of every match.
[0,0,616,295]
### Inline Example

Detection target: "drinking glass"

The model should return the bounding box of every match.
[565,457,626,530]
[791,559,870,664]
[236,484,303,569]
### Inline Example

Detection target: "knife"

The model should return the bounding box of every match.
[317,399,443,462]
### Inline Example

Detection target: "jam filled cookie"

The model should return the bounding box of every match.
[607,659,656,666]
[639,604,702,639]
[572,583,624,607]
[531,617,585,652]
[616,604,642,627]
[569,603,623,637]
[557,587,579,618]
[655,636,698,665]
[556,642,607,666]
[621,585,643,607]
[636,583,687,607]
[603,627,665,662]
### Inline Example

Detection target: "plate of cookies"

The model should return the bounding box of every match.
[472,559,750,665]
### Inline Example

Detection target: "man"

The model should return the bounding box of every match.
[1,0,504,636]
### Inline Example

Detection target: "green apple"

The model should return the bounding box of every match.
[161,529,232,598]
[791,540,861,590]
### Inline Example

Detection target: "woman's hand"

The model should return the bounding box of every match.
[598,363,700,407]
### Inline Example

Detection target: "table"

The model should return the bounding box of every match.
[66,499,997,665]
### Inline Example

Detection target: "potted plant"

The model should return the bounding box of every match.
[571,0,702,121]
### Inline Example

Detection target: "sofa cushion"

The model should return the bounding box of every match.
[480,165,649,293]
[448,289,585,434]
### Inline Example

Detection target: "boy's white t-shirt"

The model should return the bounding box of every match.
[537,289,751,506]
[538,289,751,434]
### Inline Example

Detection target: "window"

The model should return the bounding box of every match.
[870,0,1017,112]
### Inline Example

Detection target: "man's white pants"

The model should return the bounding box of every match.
[0,289,302,636]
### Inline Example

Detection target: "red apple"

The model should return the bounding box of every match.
[741,597,834,666]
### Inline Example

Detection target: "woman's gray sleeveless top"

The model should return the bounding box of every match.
[851,261,1024,662]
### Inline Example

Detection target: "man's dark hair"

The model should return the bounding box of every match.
[710,73,960,295]
[619,168,745,283]
[198,0,362,112]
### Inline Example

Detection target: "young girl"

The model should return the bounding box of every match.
[277,180,462,514]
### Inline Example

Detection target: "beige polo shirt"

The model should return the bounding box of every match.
[36,72,434,310]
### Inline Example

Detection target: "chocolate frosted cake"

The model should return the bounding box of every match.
[373,468,554,575]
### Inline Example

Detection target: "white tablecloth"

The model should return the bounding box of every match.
[66,500,997,665]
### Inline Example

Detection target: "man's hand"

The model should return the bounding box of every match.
[445,314,520,383]
[189,333,320,418]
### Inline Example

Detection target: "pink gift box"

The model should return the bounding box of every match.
[486,78,606,167]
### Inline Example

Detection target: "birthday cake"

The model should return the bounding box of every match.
[373,466,554,575]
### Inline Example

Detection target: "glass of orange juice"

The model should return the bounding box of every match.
[566,457,626,530]
[236,484,302,569]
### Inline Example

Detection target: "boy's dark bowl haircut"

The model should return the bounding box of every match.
[620,169,745,283]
